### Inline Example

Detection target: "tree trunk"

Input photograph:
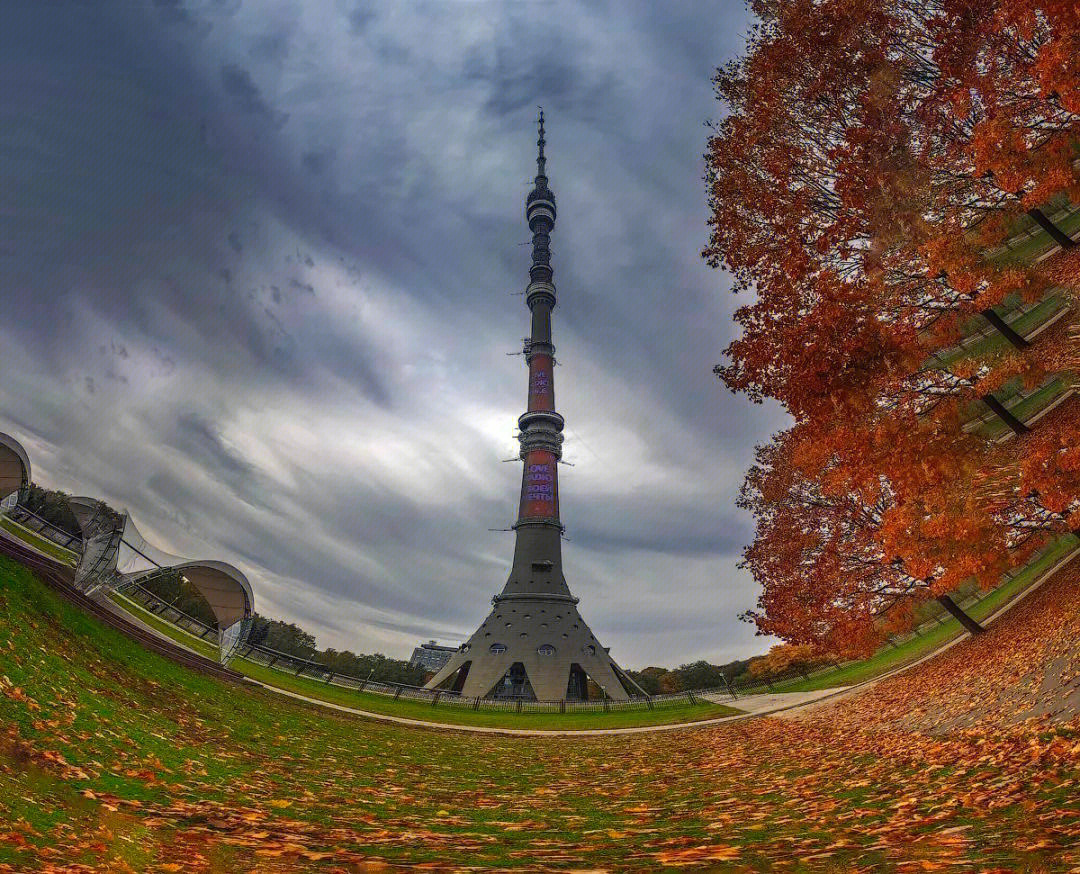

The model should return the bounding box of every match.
[980,393,1029,435]
[936,594,984,635]
[980,308,1030,349]
[1027,207,1076,249]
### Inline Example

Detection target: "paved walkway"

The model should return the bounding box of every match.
[235,538,1080,735]
[701,688,851,716]
[775,541,1080,720]
[237,680,853,737]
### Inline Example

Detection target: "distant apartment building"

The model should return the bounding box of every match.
[409,640,457,673]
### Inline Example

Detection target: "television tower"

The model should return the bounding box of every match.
[426,113,635,701]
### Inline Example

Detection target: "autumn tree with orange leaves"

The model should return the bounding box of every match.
[738,429,1022,655]
[749,643,834,681]
[710,0,1080,651]
[707,0,1079,422]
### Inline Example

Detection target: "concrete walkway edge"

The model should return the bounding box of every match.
[241,677,841,737]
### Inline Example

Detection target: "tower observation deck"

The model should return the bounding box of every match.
[425,113,636,701]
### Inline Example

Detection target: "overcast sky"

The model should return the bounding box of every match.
[2,1,788,668]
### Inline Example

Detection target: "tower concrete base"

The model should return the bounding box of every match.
[426,595,630,701]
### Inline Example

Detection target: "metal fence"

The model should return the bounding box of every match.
[122,584,222,642]
[236,636,731,713]
[4,505,81,552]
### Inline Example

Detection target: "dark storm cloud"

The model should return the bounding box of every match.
[301,150,334,175]
[347,6,376,34]
[250,31,290,64]
[482,59,580,118]
[2,0,786,667]
[300,315,392,408]
[164,412,276,511]
[220,64,288,127]
[570,497,753,558]
[151,0,202,29]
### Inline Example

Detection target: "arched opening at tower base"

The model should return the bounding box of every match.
[429,658,472,692]
[426,638,643,701]
[450,661,471,693]
[567,663,589,701]
[491,662,536,700]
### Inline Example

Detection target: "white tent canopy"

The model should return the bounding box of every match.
[0,432,31,508]
[116,514,254,631]
[69,496,254,663]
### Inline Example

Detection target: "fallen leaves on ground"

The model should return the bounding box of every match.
[3,556,1080,870]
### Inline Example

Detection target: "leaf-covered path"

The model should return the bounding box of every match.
[3,554,1080,870]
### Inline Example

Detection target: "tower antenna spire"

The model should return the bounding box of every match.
[536,106,546,180]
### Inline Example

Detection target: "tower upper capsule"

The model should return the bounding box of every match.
[526,109,557,293]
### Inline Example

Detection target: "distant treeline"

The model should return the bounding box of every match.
[23,485,82,538]
[627,644,844,692]
[246,613,426,686]
[625,658,755,695]
[26,485,749,691]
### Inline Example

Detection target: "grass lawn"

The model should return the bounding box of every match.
[768,532,1080,694]
[108,591,740,730]
[991,204,1080,264]
[5,553,1080,870]
[969,375,1070,441]
[0,516,78,566]
[931,294,1068,368]
[116,531,1080,715]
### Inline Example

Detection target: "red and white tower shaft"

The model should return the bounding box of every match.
[517,110,563,527]
[496,109,573,604]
